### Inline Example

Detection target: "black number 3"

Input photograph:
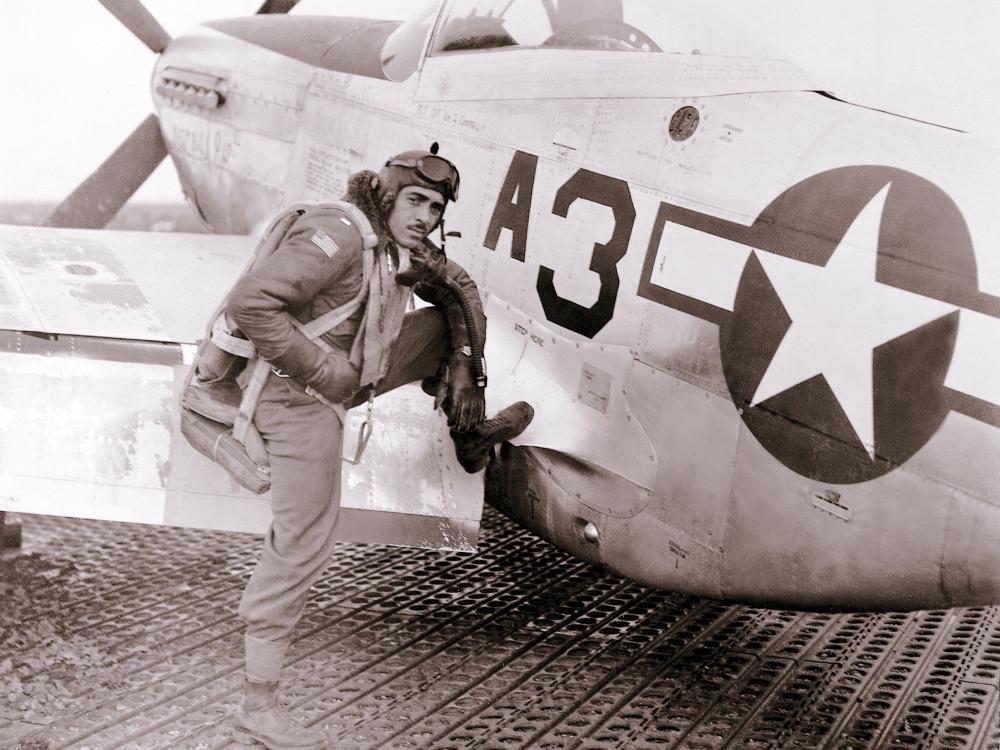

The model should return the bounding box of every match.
[537,169,635,338]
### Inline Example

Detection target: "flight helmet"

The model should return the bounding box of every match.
[376,143,460,221]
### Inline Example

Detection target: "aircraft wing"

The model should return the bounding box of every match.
[0,224,483,550]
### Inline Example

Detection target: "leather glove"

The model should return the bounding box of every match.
[395,242,447,287]
[442,350,485,432]
[270,337,361,404]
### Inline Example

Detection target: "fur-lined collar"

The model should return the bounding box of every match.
[343,170,394,257]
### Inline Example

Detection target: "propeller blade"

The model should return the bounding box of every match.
[96,0,171,53]
[45,114,167,229]
[255,0,301,14]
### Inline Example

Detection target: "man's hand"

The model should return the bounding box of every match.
[395,242,447,287]
[443,350,485,432]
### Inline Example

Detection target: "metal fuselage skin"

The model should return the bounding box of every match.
[152,13,1000,611]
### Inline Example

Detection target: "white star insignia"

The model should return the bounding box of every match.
[750,184,956,458]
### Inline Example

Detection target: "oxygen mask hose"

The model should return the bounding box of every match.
[444,276,487,388]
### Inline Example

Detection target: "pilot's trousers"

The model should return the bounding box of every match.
[238,308,448,683]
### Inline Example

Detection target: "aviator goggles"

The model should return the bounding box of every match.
[385,154,461,202]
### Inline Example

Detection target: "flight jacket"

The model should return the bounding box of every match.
[227,201,486,404]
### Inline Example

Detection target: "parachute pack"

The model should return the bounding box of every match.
[179,201,377,493]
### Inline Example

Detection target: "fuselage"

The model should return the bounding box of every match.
[152,10,1000,610]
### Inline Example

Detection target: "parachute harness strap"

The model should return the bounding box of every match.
[343,389,375,465]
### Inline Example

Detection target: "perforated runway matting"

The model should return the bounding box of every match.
[1,510,998,749]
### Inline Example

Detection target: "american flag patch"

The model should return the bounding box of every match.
[310,230,340,258]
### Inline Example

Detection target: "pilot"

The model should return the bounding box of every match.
[225,147,533,750]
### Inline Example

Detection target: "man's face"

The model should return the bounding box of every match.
[387,185,445,249]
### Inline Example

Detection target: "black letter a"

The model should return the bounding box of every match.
[483,151,538,262]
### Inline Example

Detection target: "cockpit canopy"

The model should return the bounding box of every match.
[382,0,778,81]
[433,0,662,55]
[211,2,783,84]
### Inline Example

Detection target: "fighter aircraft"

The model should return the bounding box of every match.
[2,0,998,612]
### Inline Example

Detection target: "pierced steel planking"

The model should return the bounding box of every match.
[2,511,997,749]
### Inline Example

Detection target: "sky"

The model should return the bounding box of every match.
[2,1,998,203]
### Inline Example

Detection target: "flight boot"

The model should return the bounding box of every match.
[451,401,534,473]
[232,679,328,750]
